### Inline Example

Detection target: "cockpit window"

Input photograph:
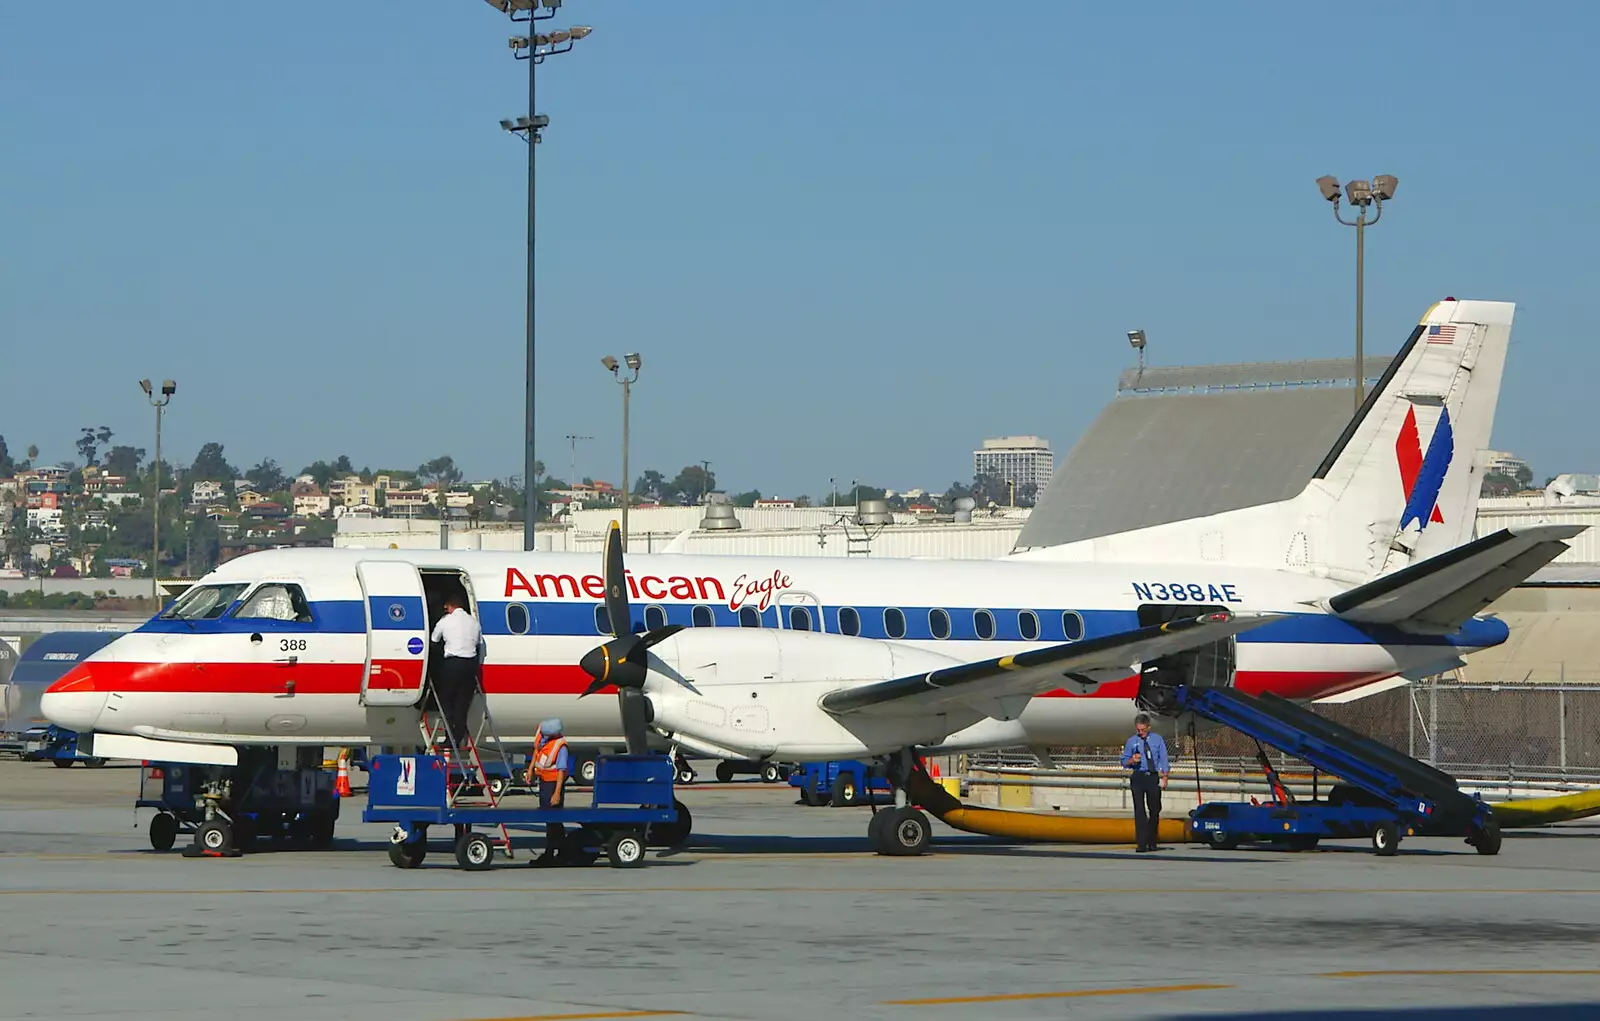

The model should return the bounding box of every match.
[160,584,249,621]
[234,583,314,623]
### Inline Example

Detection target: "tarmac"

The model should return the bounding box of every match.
[3,758,1600,1021]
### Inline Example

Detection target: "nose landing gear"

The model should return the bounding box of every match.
[865,749,935,857]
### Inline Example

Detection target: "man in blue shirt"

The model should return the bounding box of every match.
[1120,713,1170,852]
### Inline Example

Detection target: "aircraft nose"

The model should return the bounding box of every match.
[41,668,108,732]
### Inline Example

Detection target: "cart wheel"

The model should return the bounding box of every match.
[607,832,646,868]
[761,762,782,784]
[489,777,509,797]
[197,819,233,854]
[1208,829,1239,851]
[715,761,735,783]
[86,757,108,768]
[149,812,180,852]
[52,758,75,768]
[454,831,494,871]
[234,817,258,853]
[1471,818,1502,856]
[877,807,932,857]
[676,765,696,785]
[1372,822,1401,856]
[801,785,826,807]
[579,759,597,783]
[559,831,601,867]
[1285,835,1320,852]
[310,809,335,850]
[830,773,860,808]
[647,799,692,848]
[388,840,427,869]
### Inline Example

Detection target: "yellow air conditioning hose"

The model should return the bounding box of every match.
[1488,788,1600,828]
[904,767,1194,845]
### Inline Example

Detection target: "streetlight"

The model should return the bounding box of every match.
[1127,329,1147,381]
[1317,173,1399,411]
[139,378,175,605]
[602,353,641,546]
[483,0,595,552]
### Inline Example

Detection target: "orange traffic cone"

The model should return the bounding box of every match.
[930,761,942,779]
[335,749,353,798]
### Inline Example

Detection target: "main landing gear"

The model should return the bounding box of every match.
[865,750,934,857]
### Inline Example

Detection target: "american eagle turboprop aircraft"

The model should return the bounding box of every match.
[43,298,1583,855]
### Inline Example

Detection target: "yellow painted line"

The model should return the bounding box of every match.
[448,1012,683,1020]
[883,982,1231,1005]
[1321,969,1600,978]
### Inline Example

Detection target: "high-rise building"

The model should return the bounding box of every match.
[973,436,1054,491]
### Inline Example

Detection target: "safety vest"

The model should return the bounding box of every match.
[533,736,568,782]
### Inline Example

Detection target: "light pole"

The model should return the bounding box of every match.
[1317,174,1399,411]
[484,1,594,551]
[601,354,641,546]
[138,378,175,605]
[563,433,592,487]
[1127,329,1147,384]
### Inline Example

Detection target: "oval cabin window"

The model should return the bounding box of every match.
[1062,610,1085,642]
[838,606,861,637]
[974,609,996,640]
[739,606,761,628]
[692,605,715,628]
[929,608,952,640]
[1019,610,1040,641]
[884,607,907,640]
[506,603,530,636]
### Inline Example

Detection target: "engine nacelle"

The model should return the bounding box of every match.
[641,628,969,761]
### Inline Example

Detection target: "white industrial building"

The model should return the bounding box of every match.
[972,436,1054,491]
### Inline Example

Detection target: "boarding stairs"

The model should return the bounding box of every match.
[419,681,518,859]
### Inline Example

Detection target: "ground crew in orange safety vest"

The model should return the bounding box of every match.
[527,718,571,866]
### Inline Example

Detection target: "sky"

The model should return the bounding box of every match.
[3,2,1597,498]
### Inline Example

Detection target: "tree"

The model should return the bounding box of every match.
[23,444,39,469]
[333,454,354,475]
[671,465,716,505]
[301,460,337,489]
[247,459,288,494]
[0,435,11,476]
[75,426,113,467]
[190,442,237,482]
[417,455,463,487]
[1481,472,1521,498]
[634,469,671,502]
[103,445,145,479]
[732,489,762,507]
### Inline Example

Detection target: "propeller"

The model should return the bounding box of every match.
[577,521,683,754]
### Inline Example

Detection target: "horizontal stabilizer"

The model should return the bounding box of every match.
[1329,525,1585,634]
[819,611,1283,718]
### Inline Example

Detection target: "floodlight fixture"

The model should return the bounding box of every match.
[531,114,549,129]
[509,35,530,49]
[483,0,511,11]
[1345,179,1373,206]
[1316,175,1341,202]
[548,29,571,44]
[1126,329,1146,350]
[540,0,563,9]
[161,379,176,396]
[624,352,641,371]
[139,378,153,395]
[500,118,516,131]
[1372,174,1399,201]
[569,25,593,39]
[601,355,619,372]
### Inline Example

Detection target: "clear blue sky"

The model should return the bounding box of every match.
[3,2,1595,496]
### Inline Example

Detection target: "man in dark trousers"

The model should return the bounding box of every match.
[1121,713,1170,852]
[428,593,482,751]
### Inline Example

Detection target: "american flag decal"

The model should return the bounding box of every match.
[1427,324,1457,345]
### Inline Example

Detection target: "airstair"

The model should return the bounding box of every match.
[419,680,519,859]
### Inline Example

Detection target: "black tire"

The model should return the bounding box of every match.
[197,819,233,854]
[677,766,696,785]
[1285,835,1320,852]
[310,809,336,850]
[1372,822,1401,856]
[760,762,782,784]
[801,784,826,807]
[715,761,735,783]
[607,831,647,868]
[867,809,890,850]
[1472,818,1502,856]
[830,771,860,807]
[877,807,932,857]
[1208,829,1239,851]
[559,831,601,867]
[388,840,427,869]
[454,831,494,871]
[52,758,75,769]
[579,759,596,783]
[489,777,509,797]
[647,799,692,848]
[149,812,180,852]
[86,757,108,768]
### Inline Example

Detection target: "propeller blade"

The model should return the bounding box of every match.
[603,520,632,638]
[635,624,684,651]
[618,687,654,756]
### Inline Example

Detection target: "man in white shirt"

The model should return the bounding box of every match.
[429,594,482,749]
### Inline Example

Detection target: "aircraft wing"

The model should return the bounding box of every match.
[1330,524,1585,635]
[818,611,1285,719]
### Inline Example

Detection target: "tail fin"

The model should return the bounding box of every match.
[1014,299,1514,582]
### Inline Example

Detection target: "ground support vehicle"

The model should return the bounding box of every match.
[137,747,339,855]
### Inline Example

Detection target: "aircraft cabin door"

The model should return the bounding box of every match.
[777,591,826,634]
[358,561,430,707]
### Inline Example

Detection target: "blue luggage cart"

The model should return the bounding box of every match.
[364,752,684,870]
[789,759,892,807]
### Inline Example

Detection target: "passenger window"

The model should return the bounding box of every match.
[788,606,813,632]
[738,606,761,628]
[1062,610,1085,642]
[506,603,530,635]
[838,606,861,637]
[645,605,668,631]
[594,604,611,635]
[974,609,996,640]
[884,607,907,640]
[929,608,951,640]
[235,583,313,623]
[1019,609,1040,641]
[692,605,715,628]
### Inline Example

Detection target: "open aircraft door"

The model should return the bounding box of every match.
[358,561,430,707]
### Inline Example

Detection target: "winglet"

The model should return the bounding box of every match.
[660,528,695,555]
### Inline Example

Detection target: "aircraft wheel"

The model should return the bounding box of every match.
[52,758,75,769]
[830,772,860,807]
[877,807,932,857]
[715,761,735,783]
[149,812,179,851]
[676,765,697,785]
[867,809,890,850]
[388,840,427,869]
[1471,818,1502,856]
[1372,822,1401,856]
[454,831,494,871]
[761,762,783,784]
[607,831,647,868]
[197,819,233,854]
[647,799,692,848]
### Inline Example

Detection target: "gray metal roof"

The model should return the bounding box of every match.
[1017,355,1392,550]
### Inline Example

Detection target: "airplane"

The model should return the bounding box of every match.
[42,298,1583,856]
